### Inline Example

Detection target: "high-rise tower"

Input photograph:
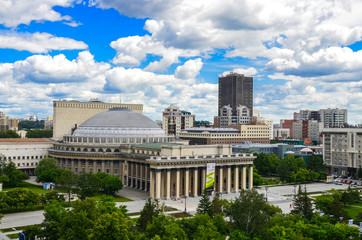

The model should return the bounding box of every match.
[218,73,253,116]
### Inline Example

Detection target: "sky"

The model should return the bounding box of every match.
[0,0,362,124]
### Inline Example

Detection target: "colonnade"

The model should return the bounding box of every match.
[148,164,253,199]
[56,157,254,199]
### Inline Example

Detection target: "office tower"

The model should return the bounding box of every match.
[218,73,253,117]
[319,108,347,128]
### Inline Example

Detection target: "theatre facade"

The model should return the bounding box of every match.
[48,108,255,198]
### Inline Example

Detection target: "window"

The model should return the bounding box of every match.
[114,169,118,174]
[106,169,110,174]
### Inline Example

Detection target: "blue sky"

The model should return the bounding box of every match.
[0,0,362,124]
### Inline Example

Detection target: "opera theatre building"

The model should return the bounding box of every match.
[49,106,255,199]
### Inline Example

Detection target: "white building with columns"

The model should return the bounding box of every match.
[49,108,255,199]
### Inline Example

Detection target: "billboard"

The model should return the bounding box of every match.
[206,163,215,192]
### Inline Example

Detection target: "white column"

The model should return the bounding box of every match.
[139,163,143,189]
[185,168,190,196]
[193,168,198,196]
[176,169,180,198]
[249,164,253,189]
[129,162,133,187]
[144,165,148,191]
[149,169,154,198]
[201,167,206,192]
[219,166,223,192]
[226,166,231,193]
[166,169,171,199]
[135,163,139,188]
[234,165,239,192]
[155,169,161,199]
[241,165,246,190]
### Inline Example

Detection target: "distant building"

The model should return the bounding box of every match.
[292,120,322,144]
[322,128,362,177]
[294,108,347,128]
[0,111,18,131]
[216,72,253,128]
[53,99,143,140]
[214,105,250,127]
[162,105,195,137]
[44,116,53,130]
[319,108,347,128]
[273,128,290,139]
[180,124,270,145]
[280,119,298,138]
[194,120,213,128]
[0,138,53,175]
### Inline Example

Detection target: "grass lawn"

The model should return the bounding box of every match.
[6,233,19,239]
[93,195,132,202]
[3,182,51,194]
[344,202,362,221]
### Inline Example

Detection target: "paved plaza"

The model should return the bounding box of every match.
[0,183,356,231]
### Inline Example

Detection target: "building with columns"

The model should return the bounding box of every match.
[49,108,255,198]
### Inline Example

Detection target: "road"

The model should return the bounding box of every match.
[0,183,354,230]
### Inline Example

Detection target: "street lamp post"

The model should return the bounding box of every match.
[184,195,187,212]
[293,185,297,199]
[265,187,268,202]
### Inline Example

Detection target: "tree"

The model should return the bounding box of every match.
[253,168,264,186]
[144,214,187,240]
[196,189,212,216]
[225,189,271,237]
[178,214,223,239]
[315,190,348,221]
[211,192,223,217]
[137,197,161,232]
[26,129,53,138]
[35,157,57,181]
[0,159,28,187]
[0,130,20,138]
[55,169,78,207]
[76,171,101,199]
[291,185,313,220]
[358,166,362,179]
[307,154,326,172]
[95,172,123,195]
[5,188,39,210]
[90,211,135,240]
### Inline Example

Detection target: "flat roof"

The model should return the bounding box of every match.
[132,142,182,150]
[184,128,239,133]
[0,138,53,143]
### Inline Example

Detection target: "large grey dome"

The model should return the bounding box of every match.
[72,108,165,137]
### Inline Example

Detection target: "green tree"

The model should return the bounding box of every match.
[307,154,326,172]
[211,192,224,217]
[0,159,28,187]
[76,171,101,199]
[197,189,212,216]
[341,186,360,206]
[225,189,271,237]
[358,166,362,179]
[315,190,348,221]
[35,157,57,180]
[95,172,123,195]
[253,168,264,186]
[26,129,53,138]
[37,168,62,183]
[178,214,223,240]
[18,120,44,130]
[0,130,20,138]
[41,203,67,240]
[145,214,187,240]
[90,211,135,240]
[137,197,161,232]
[291,185,313,220]
[5,188,39,210]
[55,169,78,207]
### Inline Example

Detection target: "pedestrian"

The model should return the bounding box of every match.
[290,203,292,208]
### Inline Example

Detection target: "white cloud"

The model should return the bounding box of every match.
[0,0,77,28]
[110,35,199,71]
[220,67,258,77]
[13,51,109,85]
[174,58,203,80]
[0,31,88,53]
